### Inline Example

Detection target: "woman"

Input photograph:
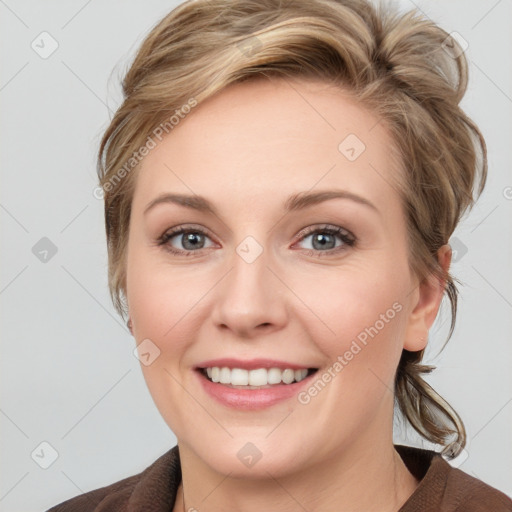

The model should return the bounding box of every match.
[48,0,512,510]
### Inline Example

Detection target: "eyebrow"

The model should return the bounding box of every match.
[143,189,379,216]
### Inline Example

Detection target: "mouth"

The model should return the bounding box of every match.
[198,366,318,389]
[194,358,320,409]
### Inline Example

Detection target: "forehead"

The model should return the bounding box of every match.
[133,77,403,217]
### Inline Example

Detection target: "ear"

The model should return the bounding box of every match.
[403,244,452,351]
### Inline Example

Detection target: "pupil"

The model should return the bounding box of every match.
[313,233,334,250]
[183,232,203,250]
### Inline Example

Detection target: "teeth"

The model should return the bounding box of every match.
[203,367,309,386]
[248,368,267,386]
[231,368,249,386]
[219,367,231,384]
[282,369,295,384]
[268,368,282,384]
[294,369,305,382]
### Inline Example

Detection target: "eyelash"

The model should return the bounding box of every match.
[156,224,356,258]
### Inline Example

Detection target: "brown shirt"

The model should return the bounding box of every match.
[47,444,512,511]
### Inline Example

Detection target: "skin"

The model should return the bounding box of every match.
[125,77,451,512]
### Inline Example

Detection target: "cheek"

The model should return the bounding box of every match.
[126,250,209,435]
[285,265,408,447]
[127,266,196,349]
[291,263,410,414]
[128,243,409,363]
[126,243,220,363]
[294,262,408,350]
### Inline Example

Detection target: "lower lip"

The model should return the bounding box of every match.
[196,370,316,410]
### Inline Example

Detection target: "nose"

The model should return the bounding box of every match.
[210,243,288,340]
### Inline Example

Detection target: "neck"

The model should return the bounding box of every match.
[174,428,418,512]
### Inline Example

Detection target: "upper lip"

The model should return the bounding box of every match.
[196,358,316,371]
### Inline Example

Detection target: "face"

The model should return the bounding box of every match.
[125,77,430,478]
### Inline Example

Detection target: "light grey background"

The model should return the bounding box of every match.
[1,1,511,510]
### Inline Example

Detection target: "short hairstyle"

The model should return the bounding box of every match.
[97,0,487,458]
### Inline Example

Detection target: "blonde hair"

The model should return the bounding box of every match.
[97,0,487,458]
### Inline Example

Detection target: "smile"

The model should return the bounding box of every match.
[202,366,314,388]
[195,359,319,409]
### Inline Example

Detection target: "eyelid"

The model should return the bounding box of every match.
[157,223,356,256]
[294,223,354,242]
[160,223,214,240]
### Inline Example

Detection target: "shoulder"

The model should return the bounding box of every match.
[46,445,181,512]
[396,444,512,512]
[444,463,512,511]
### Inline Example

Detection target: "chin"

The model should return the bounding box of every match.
[180,431,312,479]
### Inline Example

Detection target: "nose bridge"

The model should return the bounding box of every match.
[211,235,287,336]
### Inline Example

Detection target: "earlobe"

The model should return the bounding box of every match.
[403,244,452,352]
[127,317,133,335]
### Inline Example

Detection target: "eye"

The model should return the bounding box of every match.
[156,223,356,257]
[157,225,215,256]
[293,225,356,256]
